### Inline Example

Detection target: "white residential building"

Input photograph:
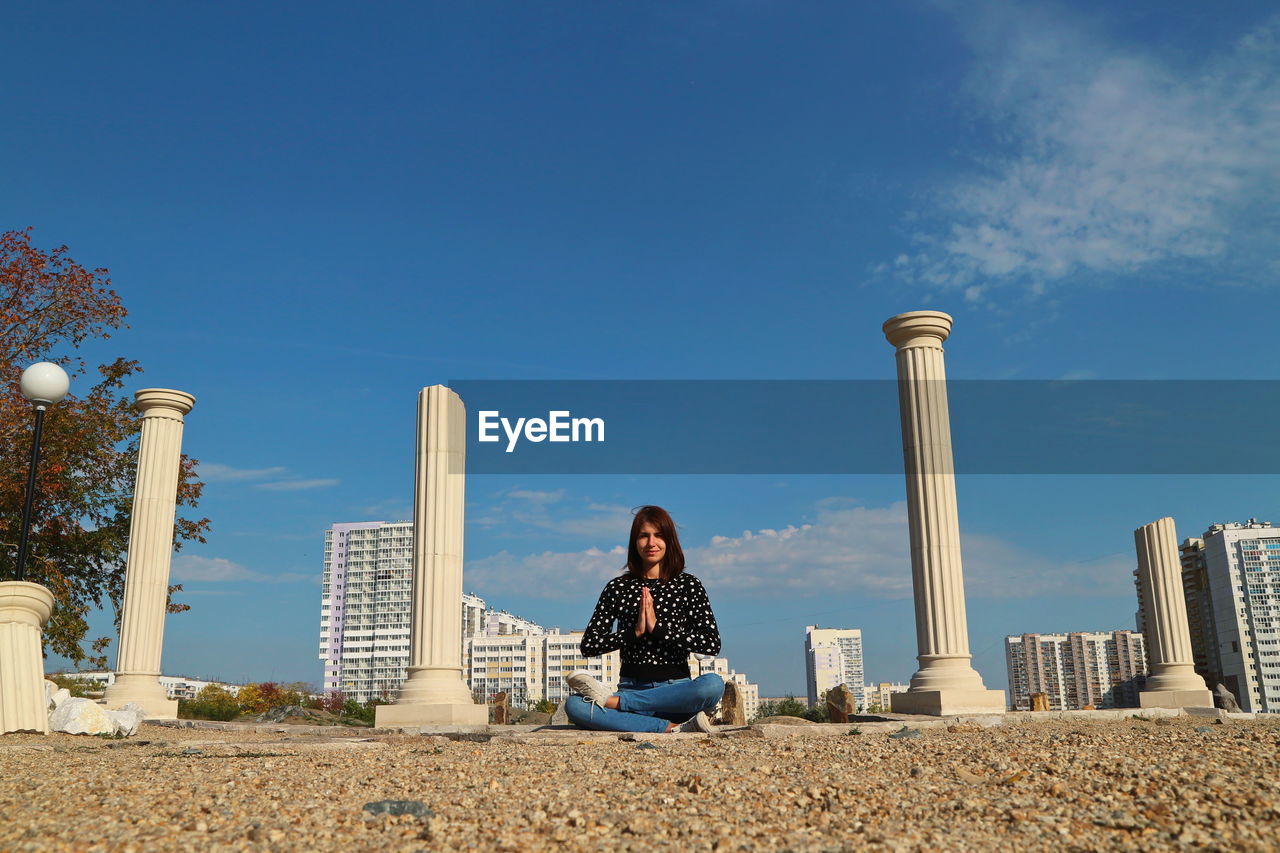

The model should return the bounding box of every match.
[541,631,621,705]
[465,633,547,707]
[319,521,546,703]
[804,625,865,711]
[484,609,547,637]
[467,630,621,707]
[319,521,415,702]
[1004,631,1147,711]
[51,671,246,701]
[864,681,909,711]
[1179,520,1280,713]
[463,593,487,639]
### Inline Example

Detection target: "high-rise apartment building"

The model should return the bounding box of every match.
[1179,537,1219,688]
[320,521,546,703]
[804,626,865,711]
[319,522,415,701]
[465,633,546,707]
[1004,631,1147,711]
[466,630,621,707]
[1177,520,1280,713]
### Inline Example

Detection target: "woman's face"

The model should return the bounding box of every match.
[636,521,666,575]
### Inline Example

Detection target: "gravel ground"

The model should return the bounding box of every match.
[2,716,1278,851]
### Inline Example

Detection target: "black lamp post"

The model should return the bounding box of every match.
[14,362,69,582]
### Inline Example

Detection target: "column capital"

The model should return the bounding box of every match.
[134,389,196,418]
[0,581,55,626]
[883,311,953,350]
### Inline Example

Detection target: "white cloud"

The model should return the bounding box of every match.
[505,489,566,504]
[472,492,637,540]
[198,463,287,482]
[897,7,1280,291]
[256,479,340,491]
[464,500,1135,600]
[465,546,626,598]
[171,555,312,584]
[695,504,912,596]
[200,463,338,493]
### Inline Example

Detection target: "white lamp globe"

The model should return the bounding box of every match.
[20,362,70,407]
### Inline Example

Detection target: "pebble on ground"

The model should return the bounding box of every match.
[1,716,1278,851]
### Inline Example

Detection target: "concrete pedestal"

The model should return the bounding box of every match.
[101,674,178,720]
[1139,689,1213,710]
[891,688,1008,717]
[376,698,488,726]
[0,582,55,734]
[375,386,486,728]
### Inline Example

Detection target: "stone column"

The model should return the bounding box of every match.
[103,389,195,719]
[376,386,487,726]
[1135,517,1213,708]
[883,311,1005,716]
[0,582,55,733]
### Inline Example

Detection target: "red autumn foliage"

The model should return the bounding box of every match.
[0,228,210,667]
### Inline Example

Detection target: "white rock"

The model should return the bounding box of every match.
[49,697,115,735]
[44,680,71,710]
[106,703,145,737]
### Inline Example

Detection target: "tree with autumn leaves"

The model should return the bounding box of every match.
[0,228,209,668]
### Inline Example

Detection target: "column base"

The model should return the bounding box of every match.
[103,674,178,720]
[393,665,477,706]
[891,688,1007,717]
[375,702,488,727]
[0,581,55,734]
[1139,689,1214,709]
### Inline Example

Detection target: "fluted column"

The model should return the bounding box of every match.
[103,389,194,719]
[884,311,1005,716]
[376,386,487,726]
[1135,517,1213,708]
[0,582,55,733]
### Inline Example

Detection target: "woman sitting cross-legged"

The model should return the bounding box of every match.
[564,505,724,733]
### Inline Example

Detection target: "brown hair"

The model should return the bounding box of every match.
[625,505,686,579]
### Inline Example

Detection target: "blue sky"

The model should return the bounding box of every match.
[6,1,1278,695]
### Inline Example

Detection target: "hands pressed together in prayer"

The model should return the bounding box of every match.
[634,585,658,637]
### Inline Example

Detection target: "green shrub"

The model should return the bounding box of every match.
[179,685,240,721]
[751,694,831,723]
[338,697,388,726]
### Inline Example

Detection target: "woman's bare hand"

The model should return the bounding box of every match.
[643,587,658,632]
[635,586,656,636]
[635,587,650,636]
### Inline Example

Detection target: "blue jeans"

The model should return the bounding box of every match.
[564,673,725,733]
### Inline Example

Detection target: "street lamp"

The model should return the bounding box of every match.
[14,362,69,582]
[0,361,67,734]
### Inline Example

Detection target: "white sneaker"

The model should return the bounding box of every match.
[677,711,714,733]
[565,670,610,707]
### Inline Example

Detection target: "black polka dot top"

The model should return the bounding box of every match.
[580,572,721,681]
